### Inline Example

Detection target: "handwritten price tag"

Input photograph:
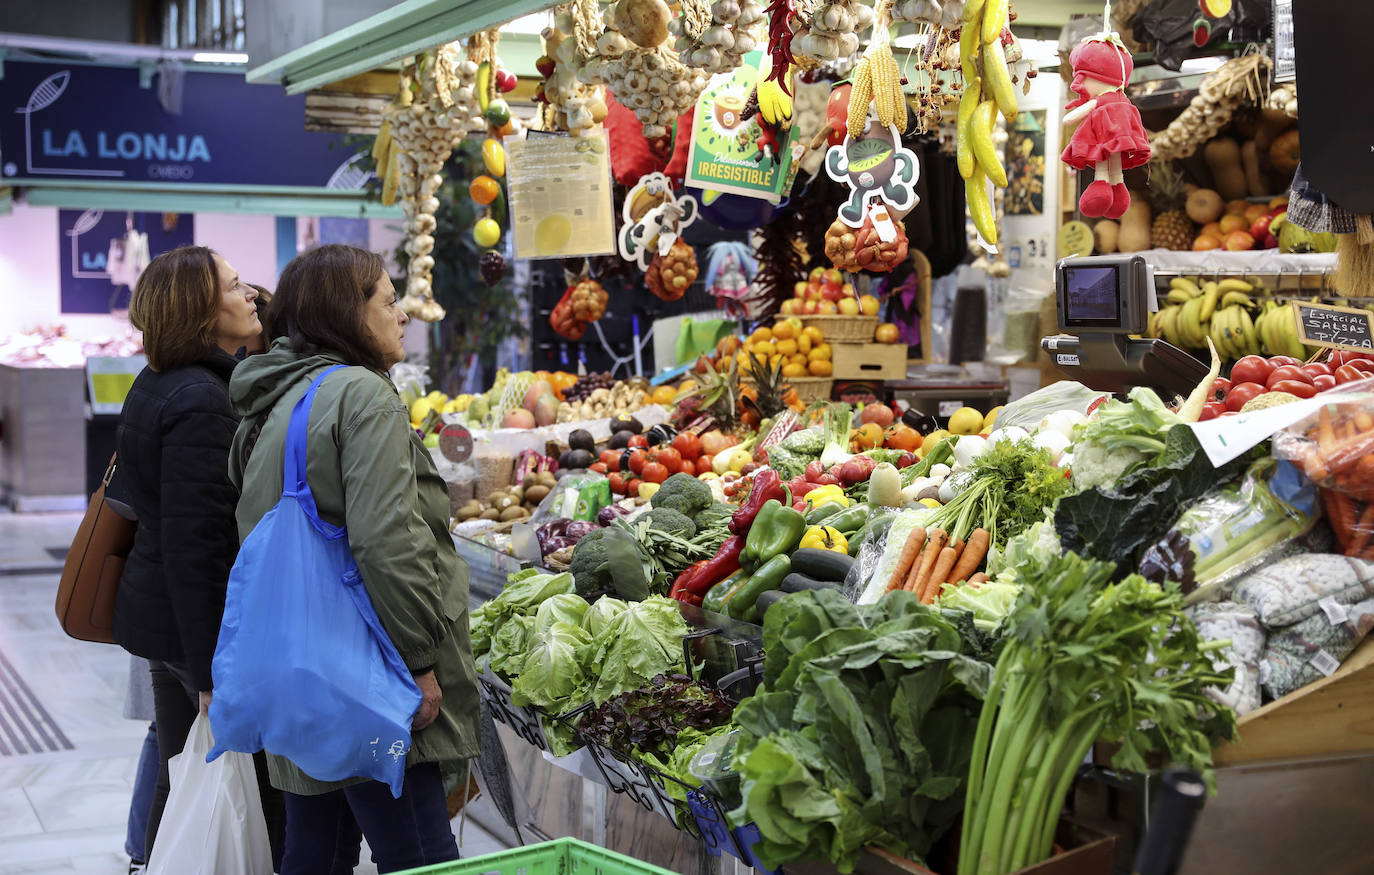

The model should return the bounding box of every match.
[1293,301,1374,353]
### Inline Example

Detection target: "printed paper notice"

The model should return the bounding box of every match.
[505,132,616,260]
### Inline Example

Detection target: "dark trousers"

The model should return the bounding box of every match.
[281,761,458,875]
[146,660,285,870]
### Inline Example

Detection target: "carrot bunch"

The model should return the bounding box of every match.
[883,526,992,604]
[1294,404,1374,558]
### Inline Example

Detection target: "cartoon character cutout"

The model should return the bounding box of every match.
[824,123,920,227]
[618,172,699,270]
[1060,35,1151,219]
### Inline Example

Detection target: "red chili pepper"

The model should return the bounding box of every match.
[685,535,745,596]
[669,561,706,601]
[730,468,785,535]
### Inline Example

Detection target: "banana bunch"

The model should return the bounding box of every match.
[958,0,1016,245]
[758,74,794,127]
[1254,299,1311,360]
[1148,277,1315,360]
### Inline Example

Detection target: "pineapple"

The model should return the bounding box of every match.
[1150,161,1196,250]
[742,351,789,421]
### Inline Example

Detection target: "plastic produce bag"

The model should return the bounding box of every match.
[851,508,932,604]
[1139,458,1319,605]
[1130,0,1271,71]
[146,714,272,875]
[1233,554,1374,628]
[1271,383,1374,558]
[992,381,1110,432]
[1188,601,1265,716]
[1260,596,1374,701]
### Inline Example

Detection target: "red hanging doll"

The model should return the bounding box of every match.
[1060,36,1151,220]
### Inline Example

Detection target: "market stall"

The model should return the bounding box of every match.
[238,0,1374,872]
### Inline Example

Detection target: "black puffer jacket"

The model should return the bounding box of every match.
[114,350,240,690]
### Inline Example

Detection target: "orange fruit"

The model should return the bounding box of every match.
[769,354,783,368]
[776,338,798,356]
[771,321,796,340]
[809,342,833,362]
[782,362,807,377]
[1219,214,1247,234]
[752,340,776,358]
[469,175,501,205]
[797,332,813,354]
[749,327,774,344]
[808,359,834,377]
[803,326,824,345]
[651,385,677,405]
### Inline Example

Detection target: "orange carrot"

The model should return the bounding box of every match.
[1350,502,1374,558]
[949,527,991,585]
[885,527,926,593]
[906,528,948,592]
[968,572,990,584]
[1319,406,1337,449]
[921,546,960,604]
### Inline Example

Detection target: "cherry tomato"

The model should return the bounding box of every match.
[1266,365,1312,389]
[1270,379,1318,399]
[671,432,701,460]
[1313,374,1337,392]
[1336,364,1371,384]
[1211,377,1232,401]
[590,462,609,474]
[641,462,669,484]
[1199,401,1227,421]
[608,472,627,494]
[1302,362,1333,378]
[628,449,648,475]
[628,434,649,449]
[1230,355,1274,386]
[1225,382,1267,412]
[651,446,683,474]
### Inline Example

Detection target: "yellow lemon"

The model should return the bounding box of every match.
[948,407,985,435]
[982,406,1004,430]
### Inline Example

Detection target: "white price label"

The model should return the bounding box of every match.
[1319,596,1350,626]
[1056,353,1080,366]
[938,401,964,417]
[1310,649,1341,677]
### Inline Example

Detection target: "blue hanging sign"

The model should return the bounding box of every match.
[1,60,371,189]
[58,209,196,314]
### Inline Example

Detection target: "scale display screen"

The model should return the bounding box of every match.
[1063,264,1121,326]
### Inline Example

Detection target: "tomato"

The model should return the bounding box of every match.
[1211,377,1232,400]
[1336,364,1371,384]
[1270,379,1318,399]
[652,446,683,474]
[671,432,701,460]
[590,462,609,474]
[1302,362,1333,379]
[1230,355,1274,386]
[1198,401,1227,421]
[679,458,696,476]
[628,434,649,449]
[1225,382,1267,412]
[1313,374,1337,392]
[641,462,669,484]
[1267,356,1301,368]
[608,472,628,494]
[600,449,620,468]
[1329,350,1374,367]
[625,478,643,495]
[1266,365,1312,389]
[698,453,713,473]
[628,449,648,475]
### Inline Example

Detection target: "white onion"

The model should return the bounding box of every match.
[1032,430,1071,463]
[952,435,988,468]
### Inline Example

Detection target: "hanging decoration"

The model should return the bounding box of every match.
[1150,53,1272,161]
[793,0,872,68]
[704,241,759,317]
[618,172,700,269]
[550,275,610,340]
[1059,32,1151,219]
[956,0,1020,245]
[824,123,920,226]
[670,0,766,75]
[541,4,610,134]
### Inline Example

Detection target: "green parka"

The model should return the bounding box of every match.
[227,339,479,795]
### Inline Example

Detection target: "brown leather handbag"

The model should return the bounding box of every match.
[56,455,136,643]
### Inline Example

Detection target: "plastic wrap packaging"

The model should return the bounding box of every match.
[1272,382,1374,559]
[1140,458,1319,605]
[850,509,933,604]
[390,362,430,401]
[1189,601,1265,716]
[992,381,1111,431]
[528,472,612,526]
[1233,554,1374,628]
[1260,596,1374,701]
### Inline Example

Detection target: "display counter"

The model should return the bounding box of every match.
[0,364,87,511]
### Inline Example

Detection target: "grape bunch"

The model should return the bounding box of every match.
[480,251,505,286]
[563,372,616,402]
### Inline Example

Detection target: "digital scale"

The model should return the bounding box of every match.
[1042,254,1211,396]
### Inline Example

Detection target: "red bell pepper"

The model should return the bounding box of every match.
[730,468,785,535]
[669,561,707,601]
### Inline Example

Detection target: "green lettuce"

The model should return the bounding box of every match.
[532,593,590,636]
[582,596,628,637]
[584,596,689,705]
[510,621,593,713]
[486,614,534,677]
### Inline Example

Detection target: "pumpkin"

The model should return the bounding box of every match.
[1185,188,1224,224]
[1203,138,1248,201]
[1269,129,1300,176]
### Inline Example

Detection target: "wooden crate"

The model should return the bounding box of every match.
[1212,637,1374,766]
[831,342,909,380]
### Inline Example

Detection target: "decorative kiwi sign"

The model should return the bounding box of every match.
[1,60,368,188]
[824,123,919,227]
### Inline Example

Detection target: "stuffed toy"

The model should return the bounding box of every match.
[1060,36,1151,219]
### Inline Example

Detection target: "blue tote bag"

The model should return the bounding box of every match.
[208,365,421,797]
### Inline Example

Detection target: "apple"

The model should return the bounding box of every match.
[1219,214,1248,234]
[817,300,839,314]
[838,298,860,315]
[494,69,518,93]
[801,299,819,314]
[780,299,799,315]
[820,282,845,303]
[1263,232,1279,249]
[823,268,844,287]
[808,266,826,282]
[874,322,900,343]
[859,294,880,316]
[1249,214,1274,241]
[1224,230,1256,251]
[794,281,809,298]
[806,286,824,302]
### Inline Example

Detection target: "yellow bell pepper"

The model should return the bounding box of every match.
[804,484,850,509]
[799,525,848,553]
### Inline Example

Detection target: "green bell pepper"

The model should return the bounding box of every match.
[742,500,808,570]
[702,570,750,614]
[726,553,791,622]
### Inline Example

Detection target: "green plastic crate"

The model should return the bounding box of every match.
[396,838,680,875]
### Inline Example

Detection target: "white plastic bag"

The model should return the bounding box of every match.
[146,714,272,875]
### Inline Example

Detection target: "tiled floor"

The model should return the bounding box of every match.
[0,511,509,874]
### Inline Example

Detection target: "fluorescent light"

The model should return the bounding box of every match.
[1180,56,1226,74]
[192,51,249,63]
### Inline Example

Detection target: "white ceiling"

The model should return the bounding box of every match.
[1012,0,1106,30]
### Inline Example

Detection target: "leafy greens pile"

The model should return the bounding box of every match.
[731,589,992,872]
[925,438,1072,547]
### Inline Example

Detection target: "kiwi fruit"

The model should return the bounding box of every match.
[500,505,527,522]
[480,508,502,521]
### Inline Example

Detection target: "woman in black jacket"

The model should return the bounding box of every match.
[115,245,265,861]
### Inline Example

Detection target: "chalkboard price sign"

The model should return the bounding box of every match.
[1292,301,1374,352]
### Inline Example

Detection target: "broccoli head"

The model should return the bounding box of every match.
[568,528,614,595]
[641,507,696,539]
[650,472,713,517]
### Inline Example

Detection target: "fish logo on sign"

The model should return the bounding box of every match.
[14,71,124,178]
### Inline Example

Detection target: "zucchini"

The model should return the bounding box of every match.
[805,503,845,526]
[753,590,789,616]
[781,572,839,593]
[791,548,855,582]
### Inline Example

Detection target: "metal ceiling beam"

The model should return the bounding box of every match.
[17,179,402,218]
[246,0,556,94]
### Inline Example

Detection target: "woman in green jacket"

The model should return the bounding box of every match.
[228,244,478,874]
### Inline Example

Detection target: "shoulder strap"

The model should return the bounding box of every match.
[283,364,348,497]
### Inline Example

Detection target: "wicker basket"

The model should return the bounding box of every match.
[786,377,834,402]
[798,314,878,343]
